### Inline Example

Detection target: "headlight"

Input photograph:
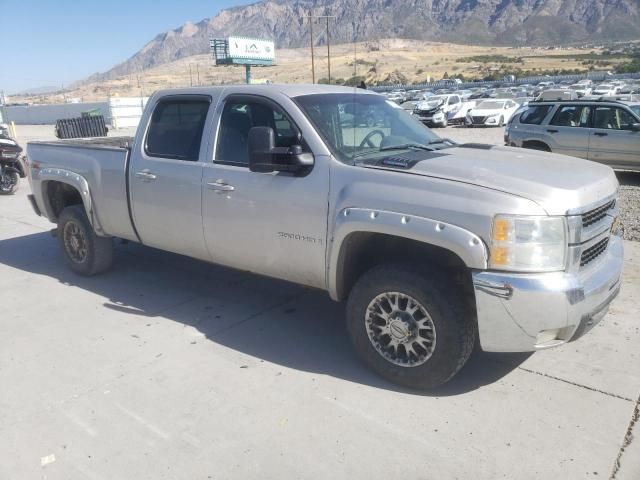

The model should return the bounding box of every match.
[490,215,567,272]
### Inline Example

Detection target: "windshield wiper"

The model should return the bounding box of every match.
[379,143,435,152]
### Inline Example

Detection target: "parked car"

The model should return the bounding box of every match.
[568,84,592,97]
[536,89,579,101]
[506,99,640,171]
[592,84,619,96]
[414,94,463,127]
[465,99,520,127]
[26,85,623,389]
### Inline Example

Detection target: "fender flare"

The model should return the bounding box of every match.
[39,167,106,235]
[327,207,489,300]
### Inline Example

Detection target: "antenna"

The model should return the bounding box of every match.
[352,21,357,152]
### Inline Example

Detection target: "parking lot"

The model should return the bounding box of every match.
[1,125,639,479]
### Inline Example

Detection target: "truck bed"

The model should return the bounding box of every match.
[27,137,138,242]
[29,136,134,150]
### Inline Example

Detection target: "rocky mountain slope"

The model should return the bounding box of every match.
[85,0,640,83]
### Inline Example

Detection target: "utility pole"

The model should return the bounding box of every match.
[303,14,335,84]
[326,16,331,83]
[189,64,193,86]
[197,64,200,86]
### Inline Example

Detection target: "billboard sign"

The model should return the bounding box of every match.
[228,37,275,62]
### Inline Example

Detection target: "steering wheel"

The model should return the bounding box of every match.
[359,129,386,148]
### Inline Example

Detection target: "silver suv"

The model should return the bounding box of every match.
[505,100,640,171]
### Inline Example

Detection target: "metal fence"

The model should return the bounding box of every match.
[371,71,640,92]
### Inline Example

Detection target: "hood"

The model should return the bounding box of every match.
[417,99,444,110]
[468,108,504,116]
[365,144,618,215]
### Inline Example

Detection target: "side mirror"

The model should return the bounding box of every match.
[248,126,314,176]
[631,123,640,132]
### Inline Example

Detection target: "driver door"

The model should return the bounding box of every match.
[201,94,329,289]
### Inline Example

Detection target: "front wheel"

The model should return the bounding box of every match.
[346,263,476,389]
[0,171,19,195]
[57,205,114,276]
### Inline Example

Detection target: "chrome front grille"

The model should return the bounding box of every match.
[582,200,616,228]
[567,195,618,272]
[580,237,609,267]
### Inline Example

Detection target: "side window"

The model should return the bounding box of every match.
[550,105,590,128]
[216,100,301,165]
[145,98,210,161]
[592,107,636,130]
[615,108,636,130]
[519,105,553,125]
[449,96,460,105]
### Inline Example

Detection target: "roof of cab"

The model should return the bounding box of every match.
[151,84,379,100]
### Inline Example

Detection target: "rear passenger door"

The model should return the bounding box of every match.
[129,95,212,260]
[545,104,591,159]
[588,106,640,169]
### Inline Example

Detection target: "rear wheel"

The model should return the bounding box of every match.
[346,263,476,389]
[57,205,113,276]
[0,171,19,195]
[523,141,551,152]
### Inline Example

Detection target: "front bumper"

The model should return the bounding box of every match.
[472,235,623,352]
[416,113,446,126]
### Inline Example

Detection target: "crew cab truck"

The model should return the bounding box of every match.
[26,85,623,389]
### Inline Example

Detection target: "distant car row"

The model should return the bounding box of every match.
[389,78,640,128]
[381,78,640,105]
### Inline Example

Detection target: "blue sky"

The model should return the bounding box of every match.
[0,0,250,93]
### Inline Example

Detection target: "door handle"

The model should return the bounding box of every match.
[135,169,157,181]
[594,132,608,137]
[546,129,559,133]
[207,179,235,193]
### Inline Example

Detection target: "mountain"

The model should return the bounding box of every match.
[11,85,61,95]
[84,0,640,83]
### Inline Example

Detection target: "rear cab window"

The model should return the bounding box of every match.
[145,96,211,161]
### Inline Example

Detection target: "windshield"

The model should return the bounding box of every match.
[477,101,505,109]
[425,96,445,103]
[295,93,443,164]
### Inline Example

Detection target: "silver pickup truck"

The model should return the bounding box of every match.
[26,85,623,389]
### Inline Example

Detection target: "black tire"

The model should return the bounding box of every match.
[346,263,476,389]
[57,205,113,276]
[523,142,551,152]
[0,171,19,195]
